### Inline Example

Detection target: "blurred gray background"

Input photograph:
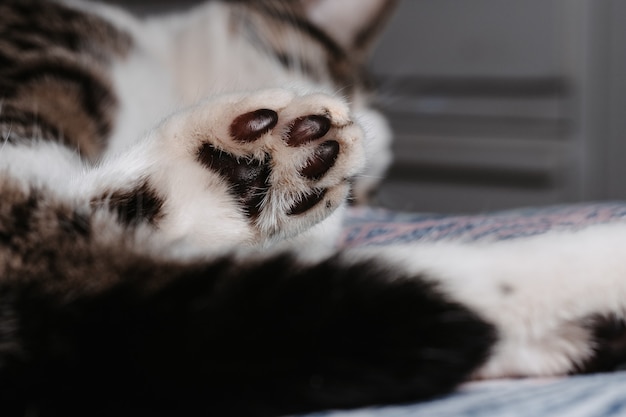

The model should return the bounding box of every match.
[371,0,626,213]
[102,0,626,213]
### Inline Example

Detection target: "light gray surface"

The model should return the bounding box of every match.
[303,371,626,417]
[371,0,625,213]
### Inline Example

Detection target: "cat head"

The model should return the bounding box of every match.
[230,0,398,96]
[301,0,398,61]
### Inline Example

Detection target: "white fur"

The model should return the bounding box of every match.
[305,0,389,48]
[0,141,85,197]
[349,223,626,378]
[353,108,393,202]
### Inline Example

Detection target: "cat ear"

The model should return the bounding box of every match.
[302,0,398,57]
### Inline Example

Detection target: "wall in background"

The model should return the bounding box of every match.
[371,0,626,213]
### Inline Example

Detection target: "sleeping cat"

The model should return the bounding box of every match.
[1,0,625,416]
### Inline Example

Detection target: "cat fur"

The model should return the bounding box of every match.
[0,1,625,416]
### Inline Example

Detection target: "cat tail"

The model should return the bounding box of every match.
[0,244,495,416]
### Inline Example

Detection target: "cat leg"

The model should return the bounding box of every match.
[84,88,365,251]
[349,223,626,378]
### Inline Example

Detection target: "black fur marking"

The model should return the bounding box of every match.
[576,315,626,373]
[274,51,318,79]
[235,9,322,82]
[236,2,361,90]
[353,0,399,50]
[257,8,346,60]
[4,193,39,246]
[0,182,95,269]
[58,210,91,238]
[3,22,83,54]
[0,252,496,417]
[0,107,63,144]
[92,181,165,227]
[0,49,12,68]
[0,0,132,59]
[197,143,271,218]
[3,61,115,139]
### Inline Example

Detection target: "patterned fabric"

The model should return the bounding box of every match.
[340,203,626,247]
[306,202,626,417]
[306,372,626,417]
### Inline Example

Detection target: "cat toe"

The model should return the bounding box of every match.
[230,109,278,143]
[287,188,327,216]
[286,115,331,146]
[300,140,340,180]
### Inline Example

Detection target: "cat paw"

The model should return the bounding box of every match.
[128,89,365,247]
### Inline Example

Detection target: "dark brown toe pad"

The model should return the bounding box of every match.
[301,140,339,180]
[286,115,331,147]
[230,109,278,143]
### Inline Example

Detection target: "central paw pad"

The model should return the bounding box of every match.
[197,143,270,218]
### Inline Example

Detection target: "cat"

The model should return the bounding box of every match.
[1,1,625,416]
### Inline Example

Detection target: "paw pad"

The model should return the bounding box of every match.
[201,110,343,219]
[197,143,270,217]
[301,140,339,180]
[287,189,328,216]
[286,115,331,146]
[189,92,360,238]
[230,109,278,143]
